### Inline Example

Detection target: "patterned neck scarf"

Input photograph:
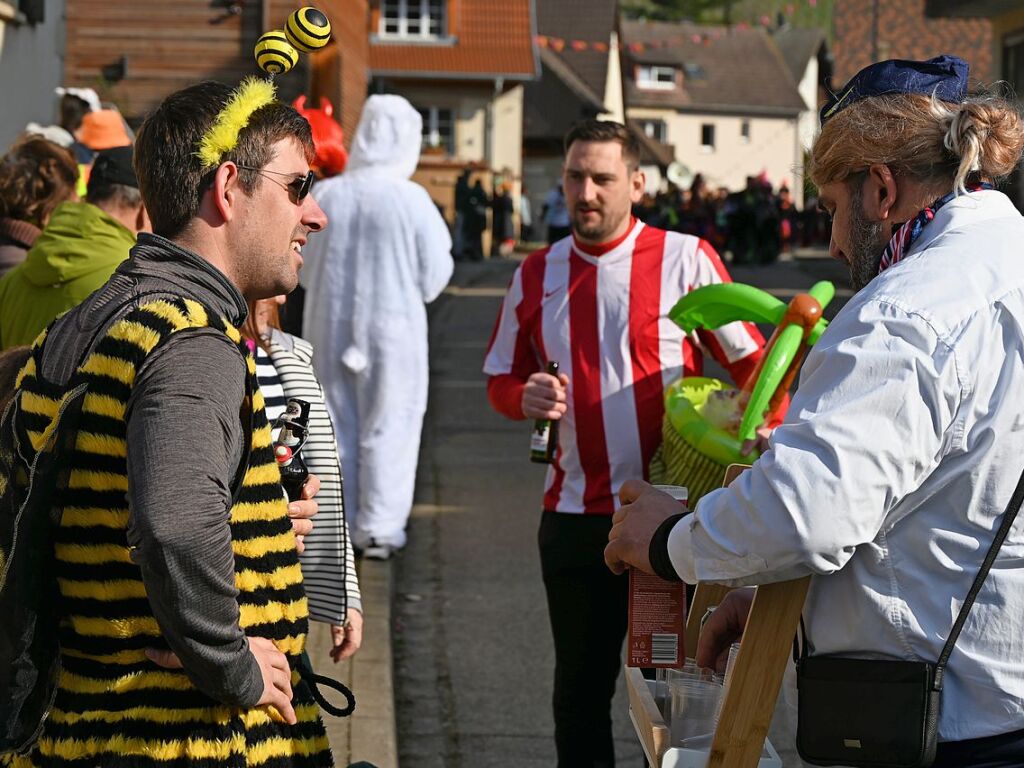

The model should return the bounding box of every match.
[877,182,993,274]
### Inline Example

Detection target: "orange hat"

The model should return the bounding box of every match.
[293,95,348,178]
[76,109,131,151]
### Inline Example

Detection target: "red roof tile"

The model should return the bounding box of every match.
[370,0,537,79]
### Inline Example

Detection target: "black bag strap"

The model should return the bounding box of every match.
[297,651,356,717]
[932,463,1024,690]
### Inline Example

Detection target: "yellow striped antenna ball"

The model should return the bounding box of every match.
[285,7,331,53]
[254,29,299,75]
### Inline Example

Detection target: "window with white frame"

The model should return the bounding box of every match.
[418,107,454,154]
[639,119,668,144]
[700,123,715,152]
[380,0,446,40]
[740,120,751,143]
[636,65,677,90]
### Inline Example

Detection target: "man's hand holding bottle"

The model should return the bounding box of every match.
[286,472,319,553]
[521,370,571,420]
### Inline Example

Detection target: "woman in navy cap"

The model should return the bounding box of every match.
[608,55,1024,767]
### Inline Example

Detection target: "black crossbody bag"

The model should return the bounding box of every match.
[795,464,1024,768]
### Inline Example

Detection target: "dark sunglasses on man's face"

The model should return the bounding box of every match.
[236,165,315,204]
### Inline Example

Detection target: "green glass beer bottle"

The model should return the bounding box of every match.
[529,361,560,464]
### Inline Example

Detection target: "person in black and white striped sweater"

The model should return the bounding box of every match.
[245,295,363,660]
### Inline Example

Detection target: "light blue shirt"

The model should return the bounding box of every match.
[543,186,570,228]
[669,190,1024,741]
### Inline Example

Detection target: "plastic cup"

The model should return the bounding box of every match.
[654,668,669,718]
[714,642,744,723]
[724,642,742,684]
[662,663,714,723]
[667,666,714,684]
[670,678,722,746]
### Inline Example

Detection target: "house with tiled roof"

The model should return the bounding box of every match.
[521,0,625,235]
[368,0,539,222]
[621,18,809,202]
[24,0,369,152]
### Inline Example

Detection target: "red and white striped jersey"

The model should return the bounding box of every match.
[483,221,765,515]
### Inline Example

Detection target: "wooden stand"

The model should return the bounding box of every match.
[628,464,810,768]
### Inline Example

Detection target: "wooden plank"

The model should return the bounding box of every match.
[69,40,251,53]
[707,577,810,768]
[69,25,249,40]
[625,666,671,764]
[678,462,808,767]
[67,7,249,22]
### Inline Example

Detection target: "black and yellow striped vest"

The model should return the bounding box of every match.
[9,297,332,768]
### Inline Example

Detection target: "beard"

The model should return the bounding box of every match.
[238,224,306,300]
[846,184,890,291]
[570,206,627,242]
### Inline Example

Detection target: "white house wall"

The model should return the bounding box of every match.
[794,57,820,204]
[796,57,820,155]
[599,31,626,123]
[0,3,66,151]
[393,82,523,181]
[629,107,802,202]
[492,84,524,179]
[457,95,488,162]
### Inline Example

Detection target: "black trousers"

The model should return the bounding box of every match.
[538,511,629,768]
[933,727,1024,767]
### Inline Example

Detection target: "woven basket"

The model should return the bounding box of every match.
[650,377,759,506]
[649,415,730,506]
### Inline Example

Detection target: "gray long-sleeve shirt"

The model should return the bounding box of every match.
[39,233,262,707]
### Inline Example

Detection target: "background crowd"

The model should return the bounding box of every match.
[632,172,831,263]
[446,165,832,267]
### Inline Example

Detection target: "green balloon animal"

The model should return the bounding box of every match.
[650,280,834,504]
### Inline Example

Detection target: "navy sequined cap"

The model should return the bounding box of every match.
[820,54,969,125]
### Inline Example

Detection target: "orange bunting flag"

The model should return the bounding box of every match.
[551,37,566,51]
[593,41,609,52]
[571,40,587,51]
[536,35,549,48]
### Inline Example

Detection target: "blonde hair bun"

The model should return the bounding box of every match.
[941,97,1024,190]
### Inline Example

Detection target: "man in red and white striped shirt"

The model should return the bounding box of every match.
[483,120,768,767]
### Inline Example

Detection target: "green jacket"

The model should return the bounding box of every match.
[0,201,135,349]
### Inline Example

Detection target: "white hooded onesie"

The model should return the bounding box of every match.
[300,95,453,550]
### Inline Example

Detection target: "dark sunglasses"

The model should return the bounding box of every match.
[236,165,315,204]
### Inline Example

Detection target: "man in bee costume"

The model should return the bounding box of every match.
[2,77,334,766]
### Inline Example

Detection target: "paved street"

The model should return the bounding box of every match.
[393,249,850,768]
